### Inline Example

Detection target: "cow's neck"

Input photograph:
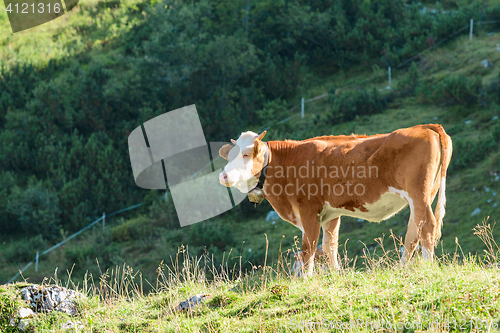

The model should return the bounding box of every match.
[262,140,302,195]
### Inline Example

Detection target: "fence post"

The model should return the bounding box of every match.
[470,19,473,41]
[388,66,392,87]
[301,97,304,118]
[35,251,39,272]
[102,212,105,230]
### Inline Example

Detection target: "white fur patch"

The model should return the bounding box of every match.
[221,131,260,192]
[319,191,408,224]
[422,246,433,260]
[388,187,415,214]
[292,206,304,233]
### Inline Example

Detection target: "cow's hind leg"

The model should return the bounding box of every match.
[410,200,438,261]
[401,213,419,266]
[322,217,341,270]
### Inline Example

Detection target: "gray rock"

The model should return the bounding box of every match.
[485,186,490,192]
[493,116,499,121]
[266,211,280,222]
[480,59,493,68]
[465,120,472,125]
[19,284,85,316]
[18,319,30,331]
[18,308,34,319]
[471,208,481,217]
[62,320,84,331]
[172,294,211,312]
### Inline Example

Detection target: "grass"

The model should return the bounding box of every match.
[2,220,500,332]
[1,5,500,329]
[2,30,500,289]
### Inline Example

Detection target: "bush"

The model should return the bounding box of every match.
[5,235,46,263]
[255,99,288,124]
[418,74,483,107]
[396,62,419,97]
[65,245,97,268]
[328,87,387,124]
[485,72,500,104]
[7,178,60,241]
[450,131,499,172]
[111,216,153,242]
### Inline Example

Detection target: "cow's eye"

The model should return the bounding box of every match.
[243,153,250,158]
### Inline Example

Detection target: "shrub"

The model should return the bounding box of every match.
[485,72,500,104]
[255,99,288,124]
[7,178,61,240]
[450,132,499,172]
[4,235,46,263]
[418,74,483,107]
[328,87,387,124]
[111,216,153,242]
[65,245,97,268]
[396,62,419,97]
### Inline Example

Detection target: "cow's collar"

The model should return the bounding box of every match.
[248,142,269,205]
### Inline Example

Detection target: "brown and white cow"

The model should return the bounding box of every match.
[219,124,452,276]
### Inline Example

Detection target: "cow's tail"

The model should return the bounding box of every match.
[425,124,453,237]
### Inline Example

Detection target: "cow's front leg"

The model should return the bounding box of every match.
[300,213,321,277]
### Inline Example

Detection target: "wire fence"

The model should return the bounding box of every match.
[6,203,143,284]
[5,17,500,286]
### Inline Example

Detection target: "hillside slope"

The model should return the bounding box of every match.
[1,0,499,289]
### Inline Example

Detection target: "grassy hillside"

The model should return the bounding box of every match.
[1,0,500,331]
[0,3,500,330]
[2,235,500,332]
[2,27,499,288]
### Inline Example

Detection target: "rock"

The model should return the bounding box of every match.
[480,59,493,68]
[357,218,364,223]
[471,208,481,217]
[485,186,490,193]
[61,320,84,331]
[18,319,30,331]
[493,202,498,208]
[493,116,499,121]
[18,308,35,319]
[465,120,472,125]
[266,211,280,221]
[488,199,493,203]
[19,284,85,316]
[172,294,211,312]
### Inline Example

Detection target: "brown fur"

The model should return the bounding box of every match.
[222,124,452,275]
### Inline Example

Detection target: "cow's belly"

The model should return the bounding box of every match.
[318,192,408,225]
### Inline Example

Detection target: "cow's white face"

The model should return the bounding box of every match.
[219,131,267,193]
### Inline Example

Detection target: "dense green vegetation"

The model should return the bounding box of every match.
[1,0,500,291]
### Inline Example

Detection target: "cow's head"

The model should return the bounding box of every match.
[218,130,267,193]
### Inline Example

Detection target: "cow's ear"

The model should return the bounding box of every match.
[219,144,233,161]
[257,130,267,141]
